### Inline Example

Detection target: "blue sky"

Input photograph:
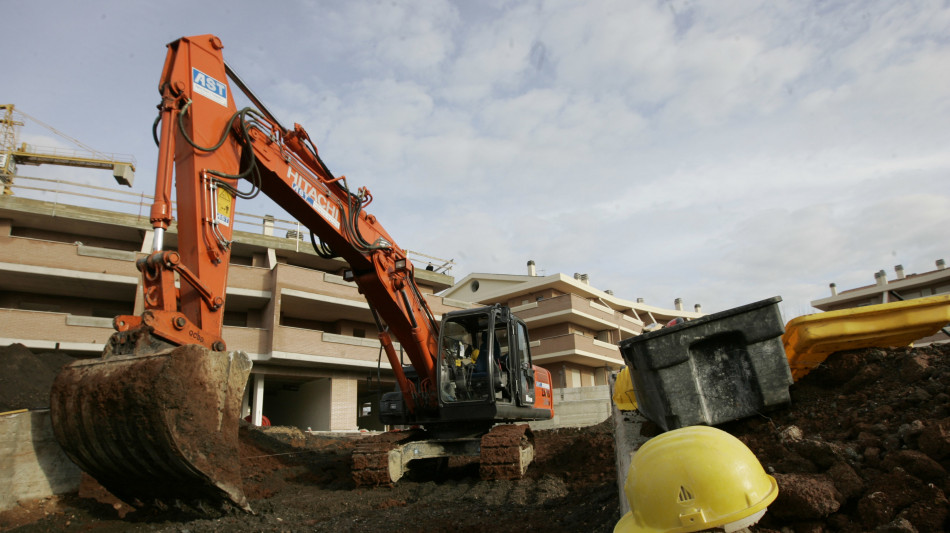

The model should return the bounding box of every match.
[3,1,949,319]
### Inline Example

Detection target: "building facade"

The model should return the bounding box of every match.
[811,259,950,345]
[442,261,704,389]
[0,194,466,432]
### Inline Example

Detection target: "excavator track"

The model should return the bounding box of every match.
[353,424,536,485]
[479,424,535,480]
[352,430,423,486]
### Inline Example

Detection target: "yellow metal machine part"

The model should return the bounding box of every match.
[783,294,950,381]
[612,367,639,411]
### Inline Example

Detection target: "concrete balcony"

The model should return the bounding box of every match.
[531,332,624,368]
[268,325,394,372]
[513,293,642,338]
[0,238,139,302]
[0,309,115,352]
[0,308,275,357]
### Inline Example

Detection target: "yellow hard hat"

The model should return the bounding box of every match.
[615,426,778,533]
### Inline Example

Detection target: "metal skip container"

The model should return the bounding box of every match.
[618,296,793,431]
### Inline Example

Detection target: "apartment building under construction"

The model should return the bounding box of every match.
[1,176,702,432]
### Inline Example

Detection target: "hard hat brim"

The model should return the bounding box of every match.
[614,511,641,533]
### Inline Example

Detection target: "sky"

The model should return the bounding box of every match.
[3,0,949,320]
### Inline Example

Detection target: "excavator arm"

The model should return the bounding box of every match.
[50,34,442,513]
[119,34,441,413]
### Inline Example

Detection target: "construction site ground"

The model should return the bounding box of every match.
[2,341,950,531]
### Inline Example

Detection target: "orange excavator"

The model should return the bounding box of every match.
[49,34,554,512]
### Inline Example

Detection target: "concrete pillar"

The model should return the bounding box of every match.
[263,214,275,236]
[140,230,154,254]
[329,377,358,431]
[263,263,281,355]
[527,260,536,276]
[674,298,683,311]
[251,373,265,426]
[241,380,251,419]
[0,218,12,237]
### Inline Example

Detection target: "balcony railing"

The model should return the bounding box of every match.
[2,174,454,274]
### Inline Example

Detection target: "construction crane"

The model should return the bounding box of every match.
[0,104,136,195]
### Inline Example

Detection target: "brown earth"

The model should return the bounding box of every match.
[725,341,950,532]
[2,341,950,532]
[0,343,76,413]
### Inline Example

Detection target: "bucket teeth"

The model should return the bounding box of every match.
[50,345,253,513]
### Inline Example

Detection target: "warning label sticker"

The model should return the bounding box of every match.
[216,188,233,226]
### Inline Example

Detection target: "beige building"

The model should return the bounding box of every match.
[0,191,467,432]
[811,259,950,345]
[442,261,703,389]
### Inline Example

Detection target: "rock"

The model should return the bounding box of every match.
[900,355,931,384]
[779,425,804,444]
[897,488,949,532]
[845,364,883,393]
[874,517,918,533]
[771,473,841,520]
[918,418,950,461]
[897,420,925,448]
[792,438,843,470]
[865,446,883,467]
[882,450,947,483]
[858,431,883,450]
[827,462,864,503]
[859,491,896,528]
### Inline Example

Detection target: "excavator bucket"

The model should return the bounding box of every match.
[49,344,253,512]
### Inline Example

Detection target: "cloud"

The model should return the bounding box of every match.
[3,0,948,320]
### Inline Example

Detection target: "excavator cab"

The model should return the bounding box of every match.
[436,305,539,414]
[378,304,549,430]
[438,312,499,403]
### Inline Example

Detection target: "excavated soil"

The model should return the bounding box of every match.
[0,344,76,413]
[726,341,950,532]
[2,341,950,532]
[1,420,619,532]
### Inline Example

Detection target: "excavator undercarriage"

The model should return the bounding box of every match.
[352,424,535,486]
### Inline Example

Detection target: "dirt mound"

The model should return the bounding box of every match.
[2,417,619,532]
[0,343,76,412]
[724,342,950,532]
